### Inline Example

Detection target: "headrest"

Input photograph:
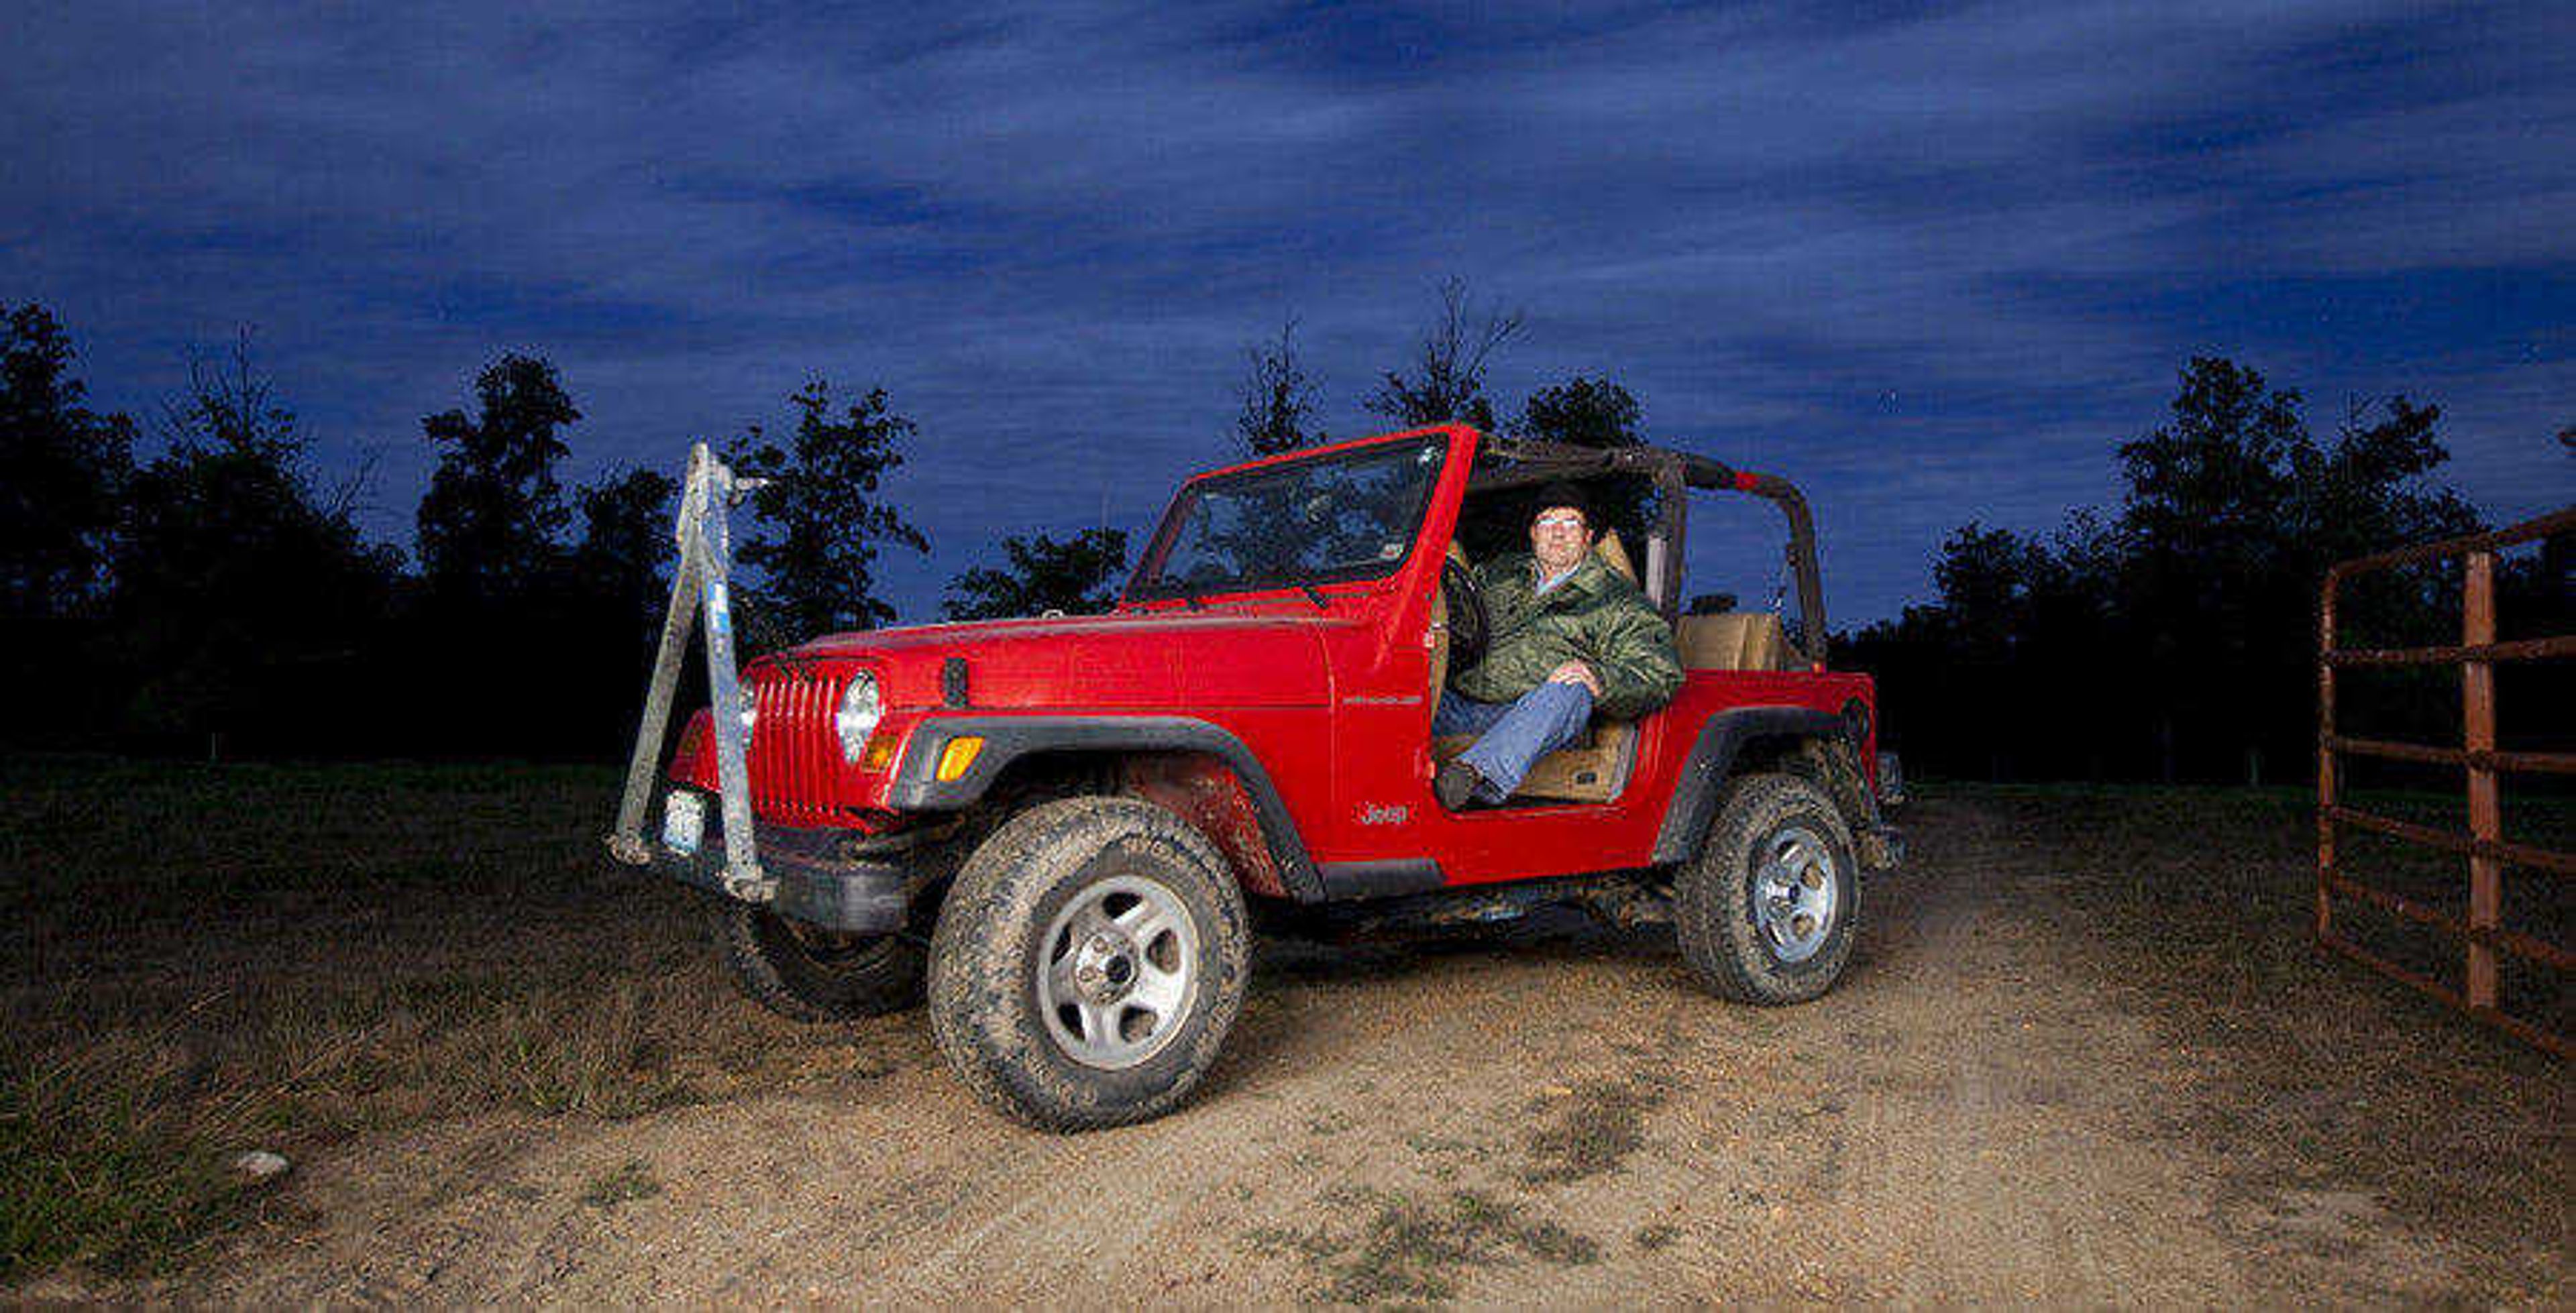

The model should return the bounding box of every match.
[1593,529,1636,583]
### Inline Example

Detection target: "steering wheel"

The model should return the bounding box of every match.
[1440,559,1489,671]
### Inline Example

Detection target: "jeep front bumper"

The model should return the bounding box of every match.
[637,787,910,934]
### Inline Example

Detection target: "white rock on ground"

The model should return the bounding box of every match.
[232,1150,290,1181]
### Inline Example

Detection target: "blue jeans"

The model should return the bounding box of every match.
[1434,681,1594,802]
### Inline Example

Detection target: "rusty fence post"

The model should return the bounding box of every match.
[2316,573,2339,945]
[2461,549,2500,1012]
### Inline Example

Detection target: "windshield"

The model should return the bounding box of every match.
[1129,435,1449,600]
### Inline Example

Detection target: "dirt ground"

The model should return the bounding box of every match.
[17,785,2572,1306]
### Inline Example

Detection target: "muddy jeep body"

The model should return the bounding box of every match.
[614,424,1898,1128]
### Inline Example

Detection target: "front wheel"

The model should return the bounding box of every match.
[927,796,1250,1131]
[1674,773,1858,1005]
[712,901,924,1021]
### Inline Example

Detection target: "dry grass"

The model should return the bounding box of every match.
[1932,781,2573,1293]
[0,757,845,1281]
[5,758,2566,1292]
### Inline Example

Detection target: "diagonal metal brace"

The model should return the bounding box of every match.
[606,443,774,901]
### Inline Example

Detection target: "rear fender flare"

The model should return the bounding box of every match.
[887,715,1324,901]
[1650,707,1848,864]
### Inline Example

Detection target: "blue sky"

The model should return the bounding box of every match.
[6,1,2570,626]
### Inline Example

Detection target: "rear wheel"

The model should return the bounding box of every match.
[1674,772,1857,1005]
[928,796,1249,1131]
[712,901,924,1021]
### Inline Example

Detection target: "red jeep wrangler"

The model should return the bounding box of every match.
[608,424,1900,1129]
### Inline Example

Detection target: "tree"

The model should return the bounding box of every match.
[1931,522,2042,650]
[1365,277,1522,431]
[2292,397,2482,566]
[572,466,680,646]
[943,528,1128,620]
[1234,317,1323,457]
[1850,356,2485,785]
[2115,365,2492,779]
[415,353,580,604]
[0,304,136,747]
[113,332,399,747]
[726,381,928,637]
[2118,358,2304,553]
[1509,374,1656,545]
[0,303,133,619]
[1513,375,1642,450]
[2112,358,2316,779]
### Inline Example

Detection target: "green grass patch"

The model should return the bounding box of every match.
[0,756,843,1285]
[1520,1070,1672,1185]
[578,1158,661,1209]
[1247,1186,1597,1304]
[1632,1222,1680,1252]
[0,1037,247,1277]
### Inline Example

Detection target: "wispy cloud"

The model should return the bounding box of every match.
[5,1,2567,622]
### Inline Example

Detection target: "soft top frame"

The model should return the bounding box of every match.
[1468,437,1826,669]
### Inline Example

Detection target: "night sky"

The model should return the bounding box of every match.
[8,2,2570,627]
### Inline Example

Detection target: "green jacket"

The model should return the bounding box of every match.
[1448,552,1682,720]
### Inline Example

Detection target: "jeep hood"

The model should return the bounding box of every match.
[775,612,1334,709]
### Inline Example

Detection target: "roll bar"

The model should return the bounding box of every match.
[1470,437,1829,669]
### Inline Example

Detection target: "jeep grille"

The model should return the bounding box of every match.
[746,665,849,825]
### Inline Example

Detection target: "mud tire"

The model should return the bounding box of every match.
[712,901,924,1022]
[927,795,1250,1131]
[1674,772,1858,1005]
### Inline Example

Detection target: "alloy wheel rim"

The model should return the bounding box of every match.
[1032,873,1200,1070]
[1754,825,1838,964]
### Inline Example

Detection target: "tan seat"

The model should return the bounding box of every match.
[1428,540,1470,703]
[1432,530,1640,804]
[1593,528,1635,584]
[1676,611,1788,671]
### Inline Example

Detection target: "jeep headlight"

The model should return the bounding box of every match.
[835,671,882,762]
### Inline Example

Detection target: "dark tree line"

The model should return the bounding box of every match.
[1847,357,2565,785]
[6,293,2557,776]
[0,304,925,759]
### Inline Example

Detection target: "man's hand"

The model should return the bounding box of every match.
[1546,661,1603,696]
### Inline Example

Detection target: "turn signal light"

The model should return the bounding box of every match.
[936,736,985,782]
[859,735,897,772]
[672,712,708,766]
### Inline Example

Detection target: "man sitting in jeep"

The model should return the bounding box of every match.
[1433,483,1684,808]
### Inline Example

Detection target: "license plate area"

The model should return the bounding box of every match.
[662,790,706,855]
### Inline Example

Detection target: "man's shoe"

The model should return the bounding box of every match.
[1434,759,1485,811]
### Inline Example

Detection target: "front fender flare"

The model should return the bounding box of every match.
[886,714,1324,901]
